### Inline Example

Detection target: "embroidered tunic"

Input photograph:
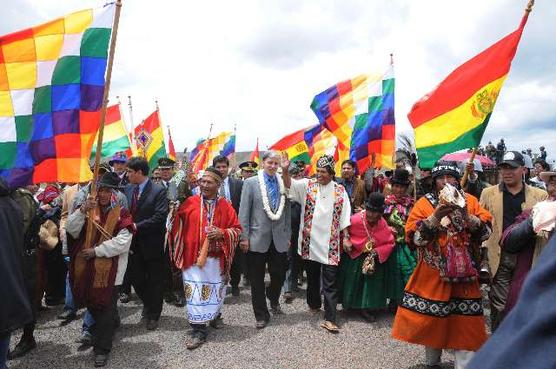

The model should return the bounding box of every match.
[392,192,492,351]
[289,178,351,266]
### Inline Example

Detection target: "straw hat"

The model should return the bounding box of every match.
[39,219,59,250]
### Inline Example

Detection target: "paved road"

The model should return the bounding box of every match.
[8,284,457,369]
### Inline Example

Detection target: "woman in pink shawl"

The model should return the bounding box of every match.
[338,192,395,322]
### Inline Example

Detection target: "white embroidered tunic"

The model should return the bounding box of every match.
[289,178,351,265]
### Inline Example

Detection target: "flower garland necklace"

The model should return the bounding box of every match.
[257,170,286,221]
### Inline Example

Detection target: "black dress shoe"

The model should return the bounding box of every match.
[283,292,294,304]
[57,310,77,321]
[45,297,65,306]
[360,310,376,323]
[94,354,109,367]
[119,292,131,303]
[146,319,159,331]
[75,332,94,346]
[173,296,185,307]
[242,277,250,287]
[7,338,37,360]
[231,286,240,297]
[255,319,269,329]
[271,304,284,315]
[209,316,225,329]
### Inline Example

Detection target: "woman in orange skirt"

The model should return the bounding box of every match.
[392,161,492,369]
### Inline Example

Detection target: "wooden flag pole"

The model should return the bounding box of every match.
[85,0,123,248]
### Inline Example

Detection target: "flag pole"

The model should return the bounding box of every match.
[127,95,136,151]
[232,123,237,169]
[155,99,168,156]
[461,1,534,189]
[86,0,123,248]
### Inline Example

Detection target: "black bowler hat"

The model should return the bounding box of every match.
[98,172,122,189]
[365,192,385,212]
[390,169,410,186]
[158,157,176,169]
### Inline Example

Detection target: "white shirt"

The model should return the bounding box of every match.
[289,178,351,265]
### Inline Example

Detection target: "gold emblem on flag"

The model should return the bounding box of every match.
[136,127,153,150]
[471,89,499,119]
[295,142,306,153]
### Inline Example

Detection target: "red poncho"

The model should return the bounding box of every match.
[169,195,241,277]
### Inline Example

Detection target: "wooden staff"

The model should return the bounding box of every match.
[85,0,123,249]
[460,147,478,188]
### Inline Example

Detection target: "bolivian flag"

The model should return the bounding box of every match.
[269,126,312,164]
[135,110,167,170]
[409,10,531,168]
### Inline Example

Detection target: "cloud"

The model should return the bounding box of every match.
[1,0,554,161]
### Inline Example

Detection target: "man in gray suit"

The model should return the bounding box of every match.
[239,151,291,328]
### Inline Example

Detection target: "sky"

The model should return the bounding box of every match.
[3,0,556,161]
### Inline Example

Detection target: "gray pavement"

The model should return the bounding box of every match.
[8,285,456,369]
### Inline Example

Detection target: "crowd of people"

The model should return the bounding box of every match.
[1,146,555,368]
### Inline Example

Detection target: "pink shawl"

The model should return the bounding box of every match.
[348,211,394,262]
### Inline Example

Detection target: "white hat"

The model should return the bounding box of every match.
[539,171,556,183]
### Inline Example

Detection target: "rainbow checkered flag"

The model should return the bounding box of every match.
[310,65,395,172]
[0,3,115,187]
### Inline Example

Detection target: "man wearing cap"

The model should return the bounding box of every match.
[157,157,176,192]
[496,170,556,318]
[213,155,245,296]
[239,161,258,180]
[156,157,191,307]
[169,167,241,349]
[239,151,291,328]
[125,157,169,331]
[109,152,129,188]
[282,154,351,333]
[337,159,367,213]
[480,151,547,330]
[66,172,135,367]
[392,161,492,369]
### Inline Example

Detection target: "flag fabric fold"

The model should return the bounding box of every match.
[90,104,132,160]
[0,3,116,187]
[250,138,260,166]
[310,65,396,173]
[408,12,530,168]
[167,126,176,162]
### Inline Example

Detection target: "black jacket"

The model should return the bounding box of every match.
[125,180,169,260]
[228,177,243,214]
[0,179,33,335]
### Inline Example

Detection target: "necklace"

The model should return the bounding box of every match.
[257,171,286,221]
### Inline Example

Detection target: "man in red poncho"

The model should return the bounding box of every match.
[169,167,241,350]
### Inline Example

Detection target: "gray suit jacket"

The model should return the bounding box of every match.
[239,175,291,253]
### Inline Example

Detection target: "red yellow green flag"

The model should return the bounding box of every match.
[409,11,531,168]
[250,138,260,167]
[135,110,167,170]
[167,126,176,162]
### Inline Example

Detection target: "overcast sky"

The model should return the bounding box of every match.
[3,0,555,160]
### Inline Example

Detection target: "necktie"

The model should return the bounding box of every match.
[267,177,278,210]
[131,186,139,215]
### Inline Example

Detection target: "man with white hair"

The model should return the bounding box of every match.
[239,151,291,329]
